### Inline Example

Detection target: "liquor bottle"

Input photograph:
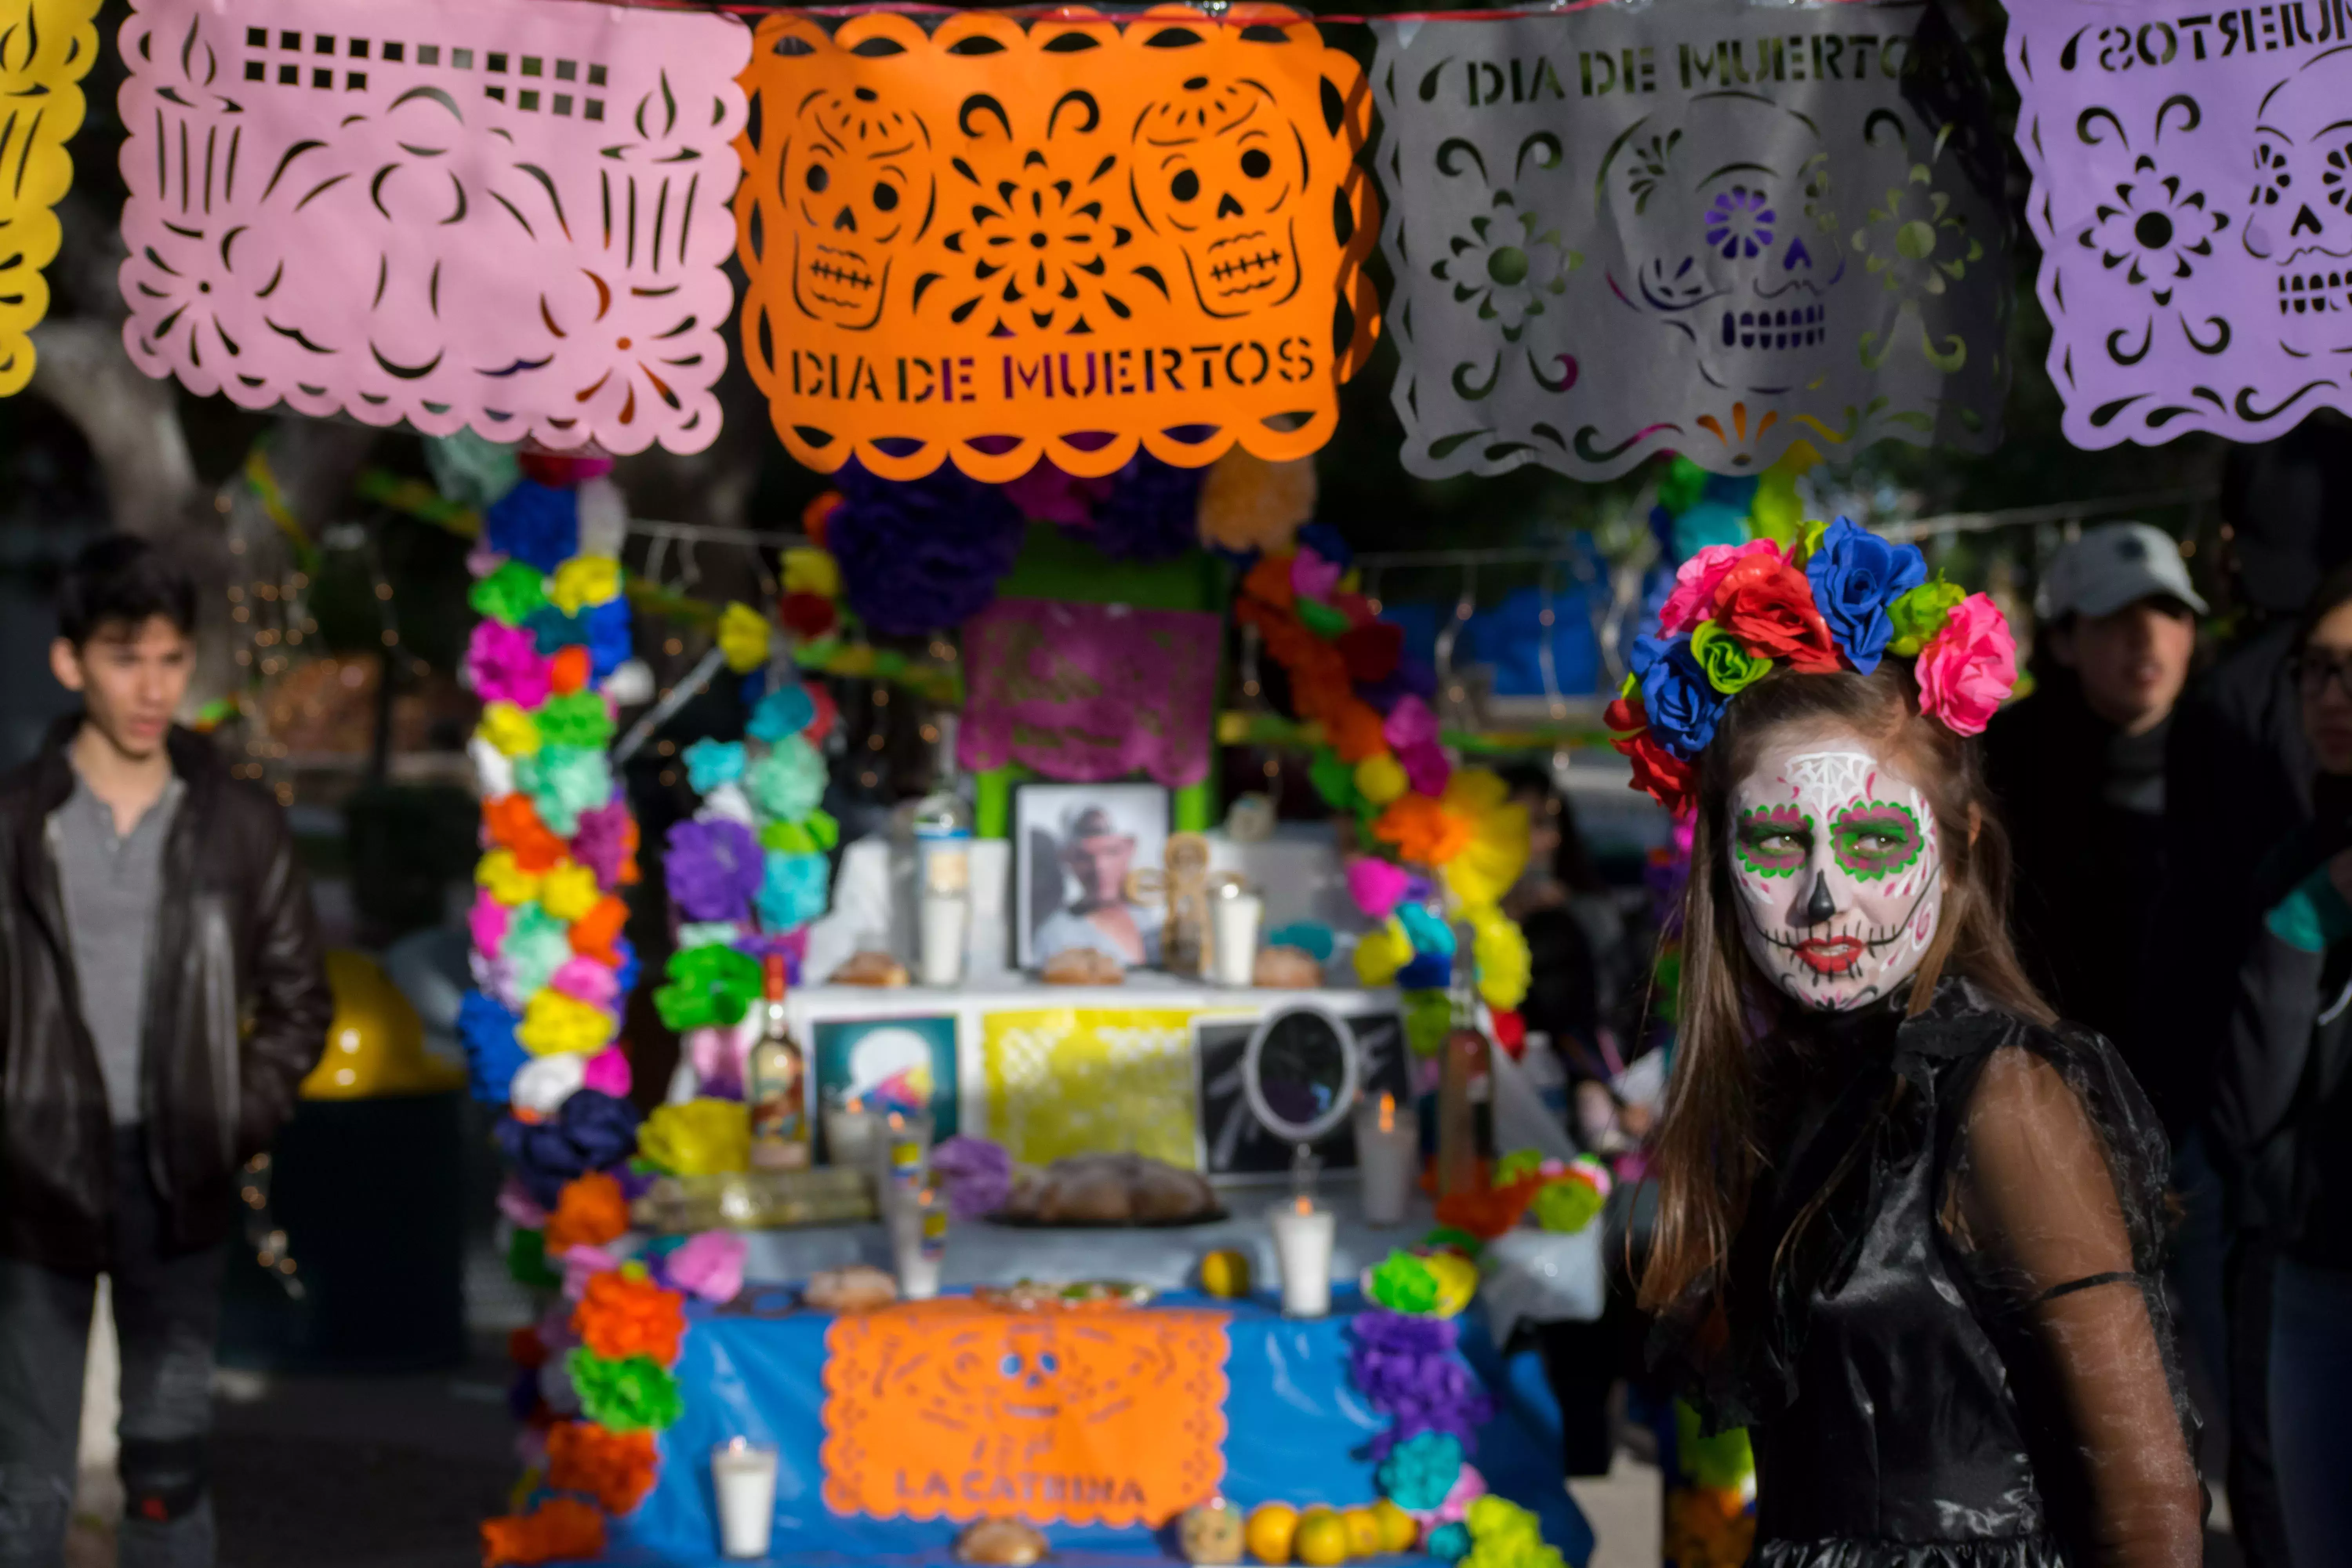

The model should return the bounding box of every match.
[1435,926,1494,1198]
[748,954,811,1171]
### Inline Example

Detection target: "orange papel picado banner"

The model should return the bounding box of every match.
[735,5,1379,482]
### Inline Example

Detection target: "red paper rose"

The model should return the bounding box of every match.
[1713,555,1839,673]
[1614,730,1697,817]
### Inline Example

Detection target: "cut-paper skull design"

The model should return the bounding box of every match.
[2243,48,2352,341]
[1601,92,1847,394]
[1130,76,1307,318]
[782,86,934,330]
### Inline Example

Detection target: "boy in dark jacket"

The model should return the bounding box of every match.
[0,537,330,1568]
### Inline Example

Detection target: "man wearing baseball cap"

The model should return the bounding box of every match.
[1985,521,2205,1046]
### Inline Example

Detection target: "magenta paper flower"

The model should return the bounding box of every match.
[1399,740,1451,799]
[1657,539,1787,636]
[551,957,620,1010]
[1348,857,1413,922]
[560,1244,624,1301]
[1002,457,1114,526]
[1292,546,1344,602]
[1914,592,2016,737]
[1384,694,1439,751]
[583,1047,632,1100]
[470,889,511,956]
[468,620,550,708]
[572,801,637,893]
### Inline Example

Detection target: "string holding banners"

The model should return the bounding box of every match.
[2009,0,2352,446]
[733,5,1381,482]
[1372,0,2010,479]
[117,0,750,454]
[0,0,103,396]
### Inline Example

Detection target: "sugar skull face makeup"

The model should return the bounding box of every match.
[1727,731,1943,1011]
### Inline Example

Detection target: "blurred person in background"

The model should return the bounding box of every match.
[2218,562,2352,1566]
[2150,415,2352,1568]
[0,537,331,1568]
[1985,521,2201,1063]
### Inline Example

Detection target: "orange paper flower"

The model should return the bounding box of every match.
[544,1173,630,1254]
[1371,795,1474,867]
[573,1269,687,1365]
[486,795,569,874]
[1326,701,1389,765]
[546,1421,659,1516]
[1434,1175,1543,1241]
[569,897,629,966]
[481,1498,605,1568]
[547,646,593,696]
[1242,552,1297,611]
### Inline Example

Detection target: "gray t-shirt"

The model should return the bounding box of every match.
[51,771,183,1126]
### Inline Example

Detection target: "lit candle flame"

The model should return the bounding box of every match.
[1292,1194,1313,1217]
[846,1095,864,1115]
[1378,1093,1395,1134]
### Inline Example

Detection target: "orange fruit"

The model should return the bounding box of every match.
[1294,1509,1350,1568]
[1246,1503,1299,1565]
[1372,1501,1418,1554]
[1341,1507,1383,1557]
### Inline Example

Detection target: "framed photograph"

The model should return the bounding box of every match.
[1013,781,1170,970]
[810,1014,961,1141]
[1194,1011,1414,1177]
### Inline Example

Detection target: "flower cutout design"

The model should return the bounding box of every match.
[940,136,1134,335]
[1623,129,1682,216]
[121,216,293,403]
[541,268,729,455]
[1432,192,1577,341]
[2089,154,2223,307]
[1705,187,1774,260]
[1855,165,1984,299]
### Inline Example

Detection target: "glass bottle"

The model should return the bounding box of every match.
[748,954,811,1172]
[1435,927,1494,1198]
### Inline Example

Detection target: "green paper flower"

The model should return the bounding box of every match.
[653,942,764,1032]
[504,904,575,998]
[536,691,615,750]
[567,1348,685,1434]
[1368,1250,1439,1315]
[1309,748,1360,813]
[516,744,613,837]
[1688,620,1773,695]
[508,1227,562,1289]
[759,809,840,855]
[470,561,550,626]
[1532,1178,1603,1235]
[1887,578,1966,657]
[1297,598,1353,641]
[1495,1149,1545,1186]
[1403,991,1453,1058]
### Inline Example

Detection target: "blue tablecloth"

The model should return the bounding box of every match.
[601,1289,1590,1568]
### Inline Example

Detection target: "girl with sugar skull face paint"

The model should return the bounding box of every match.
[1608,519,2201,1568]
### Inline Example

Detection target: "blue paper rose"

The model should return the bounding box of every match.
[485,481,580,574]
[458,989,528,1104]
[757,850,832,931]
[683,739,747,796]
[1804,516,1927,675]
[1631,634,1726,758]
[748,684,816,744]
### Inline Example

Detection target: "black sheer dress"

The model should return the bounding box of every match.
[1665,978,2203,1568]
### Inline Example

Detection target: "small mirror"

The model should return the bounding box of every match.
[1241,1005,1361,1146]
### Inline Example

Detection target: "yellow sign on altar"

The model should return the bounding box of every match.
[981,1008,1200,1169]
[821,1298,1229,1528]
[0,0,102,395]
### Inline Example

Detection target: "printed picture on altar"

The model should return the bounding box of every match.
[1014,782,1169,970]
[811,1015,961,1141]
[1194,1011,1414,1176]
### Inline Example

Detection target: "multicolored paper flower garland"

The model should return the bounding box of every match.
[1232,530,1531,1055]
[1608,517,2018,817]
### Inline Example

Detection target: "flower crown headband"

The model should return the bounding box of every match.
[1606,517,2019,817]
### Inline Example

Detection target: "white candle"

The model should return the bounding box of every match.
[711,1438,779,1559]
[1212,891,1264,987]
[892,1189,947,1301]
[1354,1093,1419,1228]
[1268,1196,1337,1318]
[824,1098,878,1170]
[918,891,968,986]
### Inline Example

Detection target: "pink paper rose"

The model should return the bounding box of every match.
[1348,857,1413,922]
[1657,539,1786,635]
[664,1230,746,1303]
[467,619,550,708]
[550,957,619,1010]
[468,889,510,956]
[1383,693,1439,751]
[560,1244,624,1301]
[582,1047,632,1100]
[1913,592,2016,737]
[1398,739,1451,799]
[1292,546,1344,602]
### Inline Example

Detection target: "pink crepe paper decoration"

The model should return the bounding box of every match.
[664,1231,746,1303]
[1399,740,1451,799]
[499,1175,550,1230]
[1292,547,1344,602]
[550,957,619,1010]
[582,1047,632,1100]
[469,891,511,958]
[1657,539,1785,636]
[116,0,752,456]
[1002,457,1114,526]
[1914,593,2017,738]
[688,1015,760,1096]
[468,621,549,707]
[560,1244,626,1301]
[1384,694,1439,751]
[1412,1464,1490,1530]
[1348,857,1413,922]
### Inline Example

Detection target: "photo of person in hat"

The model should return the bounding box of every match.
[1020,788,1167,968]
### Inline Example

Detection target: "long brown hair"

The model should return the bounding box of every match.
[1634,661,2051,1316]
